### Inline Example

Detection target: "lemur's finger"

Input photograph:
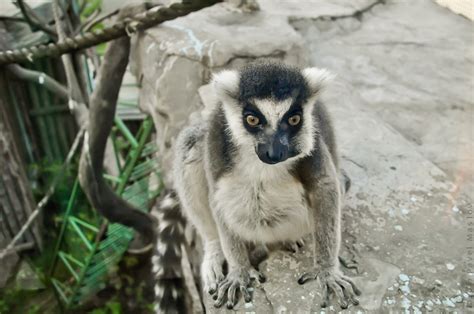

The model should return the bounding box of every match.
[208,283,217,295]
[336,278,359,305]
[249,269,266,283]
[214,280,230,308]
[320,283,331,308]
[341,275,362,296]
[241,286,252,303]
[226,283,239,309]
[298,272,317,284]
[328,280,348,309]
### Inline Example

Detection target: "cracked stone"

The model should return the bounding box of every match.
[131,0,471,311]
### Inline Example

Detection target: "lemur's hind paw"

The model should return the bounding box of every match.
[213,267,265,309]
[298,267,361,309]
[283,239,305,253]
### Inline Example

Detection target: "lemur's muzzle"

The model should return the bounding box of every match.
[256,132,289,164]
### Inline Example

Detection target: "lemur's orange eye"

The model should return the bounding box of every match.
[288,115,301,126]
[246,115,260,126]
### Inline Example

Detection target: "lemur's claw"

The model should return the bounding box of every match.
[283,239,305,253]
[298,268,361,309]
[213,267,263,309]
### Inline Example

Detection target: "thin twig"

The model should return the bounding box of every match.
[79,0,88,15]
[0,242,34,258]
[78,8,101,33]
[83,9,119,32]
[53,0,87,113]
[6,64,69,99]
[15,0,58,39]
[0,16,26,23]
[0,127,85,261]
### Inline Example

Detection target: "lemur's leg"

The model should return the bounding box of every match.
[249,243,268,268]
[174,127,225,294]
[212,228,266,309]
[297,152,361,309]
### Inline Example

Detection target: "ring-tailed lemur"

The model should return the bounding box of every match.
[173,61,361,309]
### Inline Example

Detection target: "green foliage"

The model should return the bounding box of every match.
[90,300,122,314]
[0,288,45,314]
[79,0,107,56]
[81,0,103,18]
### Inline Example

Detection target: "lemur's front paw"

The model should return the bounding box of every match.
[298,268,361,309]
[213,267,266,309]
[201,250,225,295]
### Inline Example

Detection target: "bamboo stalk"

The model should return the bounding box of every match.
[36,60,62,160]
[26,77,54,161]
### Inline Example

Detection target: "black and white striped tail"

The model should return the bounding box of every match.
[152,191,187,313]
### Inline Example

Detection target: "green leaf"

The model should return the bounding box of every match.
[81,0,103,18]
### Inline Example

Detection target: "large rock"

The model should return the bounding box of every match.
[130,2,308,185]
[258,0,377,20]
[293,0,474,200]
[131,0,472,312]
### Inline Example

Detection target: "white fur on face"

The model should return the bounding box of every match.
[222,101,255,148]
[212,67,332,161]
[253,98,293,130]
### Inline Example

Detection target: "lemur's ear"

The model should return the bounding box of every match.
[302,67,334,95]
[212,70,240,101]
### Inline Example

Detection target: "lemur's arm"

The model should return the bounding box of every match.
[212,219,266,309]
[297,143,361,309]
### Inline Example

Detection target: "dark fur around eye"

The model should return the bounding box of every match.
[241,105,266,133]
[280,107,303,134]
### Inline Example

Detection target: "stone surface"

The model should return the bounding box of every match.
[259,0,377,20]
[14,260,44,290]
[131,0,473,312]
[293,0,474,200]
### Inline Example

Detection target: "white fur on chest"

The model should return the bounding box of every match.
[213,154,311,243]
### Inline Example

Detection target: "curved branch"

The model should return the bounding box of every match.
[82,9,119,33]
[79,5,157,246]
[0,16,26,23]
[53,0,84,104]
[6,64,68,99]
[15,0,58,39]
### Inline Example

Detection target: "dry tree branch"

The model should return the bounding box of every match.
[6,64,68,99]
[82,9,119,33]
[53,0,117,174]
[53,0,86,105]
[15,0,58,39]
[78,4,157,247]
[0,16,26,23]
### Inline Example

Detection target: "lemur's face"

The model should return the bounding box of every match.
[213,62,332,165]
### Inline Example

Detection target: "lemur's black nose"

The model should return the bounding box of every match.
[257,135,289,164]
[266,148,285,163]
